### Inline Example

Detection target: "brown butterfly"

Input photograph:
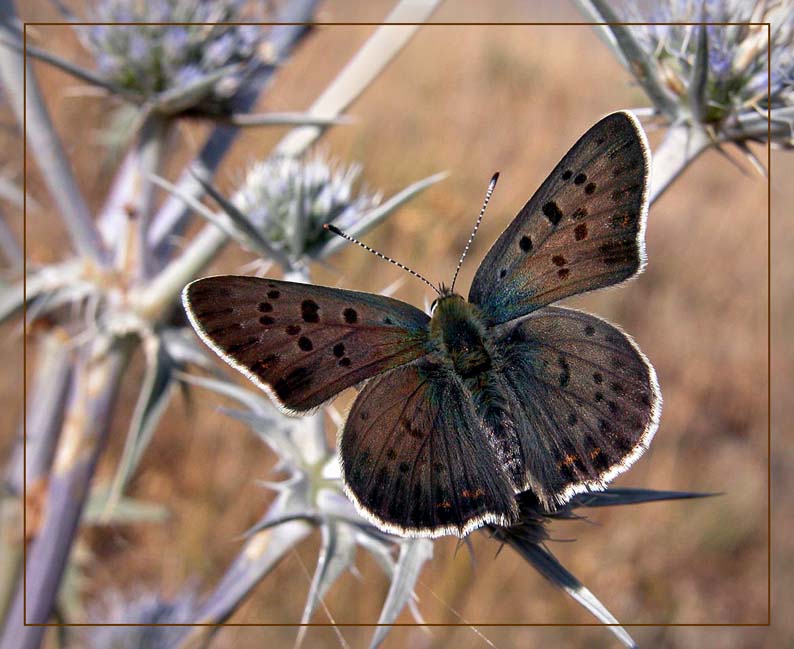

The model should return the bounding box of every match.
[184,111,660,538]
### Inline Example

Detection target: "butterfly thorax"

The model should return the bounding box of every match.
[429,294,493,378]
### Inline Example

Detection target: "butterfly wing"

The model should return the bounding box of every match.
[469,111,650,326]
[183,276,430,413]
[490,306,661,509]
[340,360,518,538]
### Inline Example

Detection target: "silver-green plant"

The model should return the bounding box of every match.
[574,0,793,198]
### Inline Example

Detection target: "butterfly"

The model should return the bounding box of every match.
[183,111,661,538]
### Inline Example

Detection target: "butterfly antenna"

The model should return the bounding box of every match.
[323,224,441,295]
[450,171,499,293]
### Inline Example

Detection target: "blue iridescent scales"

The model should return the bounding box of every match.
[183,111,660,538]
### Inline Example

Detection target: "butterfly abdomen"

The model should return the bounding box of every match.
[429,295,495,379]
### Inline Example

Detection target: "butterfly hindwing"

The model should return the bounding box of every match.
[183,276,430,413]
[492,306,661,508]
[340,360,518,537]
[469,111,650,325]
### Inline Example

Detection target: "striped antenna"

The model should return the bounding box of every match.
[323,224,441,295]
[450,171,499,293]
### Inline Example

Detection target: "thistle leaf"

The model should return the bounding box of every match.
[296,522,357,646]
[101,337,174,520]
[369,539,433,649]
[586,0,680,119]
[507,541,637,649]
[570,487,716,509]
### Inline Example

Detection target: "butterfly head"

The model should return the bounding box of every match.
[430,283,460,314]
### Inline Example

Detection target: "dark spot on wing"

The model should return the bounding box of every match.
[599,419,612,433]
[339,357,352,367]
[558,268,570,279]
[599,240,636,265]
[267,289,280,299]
[259,316,275,325]
[558,356,570,388]
[258,302,273,313]
[285,324,301,336]
[584,325,595,336]
[584,182,597,195]
[251,354,278,377]
[227,337,258,355]
[519,235,532,252]
[562,169,573,180]
[610,212,635,229]
[593,372,603,384]
[343,307,358,324]
[595,391,604,402]
[552,255,567,267]
[614,433,634,452]
[333,343,345,358]
[386,448,397,460]
[640,392,651,406]
[574,223,588,240]
[542,201,563,225]
[574,173,587,185]
[298,336,313,351]
[197,307,233,317]
[301,299,320,323]
[500,269,507,278]
[572,207,588,220]
[608,400,620,415]
[208,323,242,337]
[274,366,312,400]
[383,317,394,325]
[399,461,410,473]
[591,448,610,471]
[611,382,625,394]
[360,411,369,421]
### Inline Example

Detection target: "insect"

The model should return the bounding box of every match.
[183,111,661,538]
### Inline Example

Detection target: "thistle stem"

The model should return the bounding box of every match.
[131,113,171,279]
[0,339,132,649]
[650,123,712,205]
[0,0,106,265]
[0,333,72,626]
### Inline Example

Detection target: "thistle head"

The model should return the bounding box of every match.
[231,151,382,260]
[79,0,265,115]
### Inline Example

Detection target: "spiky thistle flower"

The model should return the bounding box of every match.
[76,0,266,115]
[232,151,382,260]
[580,0,794,147]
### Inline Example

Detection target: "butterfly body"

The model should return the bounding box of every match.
[184,111,661,538]
[428,292,495,378]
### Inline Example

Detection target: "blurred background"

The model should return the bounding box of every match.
[4,1,787,648]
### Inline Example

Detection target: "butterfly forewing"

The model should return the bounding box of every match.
[340,361,518,537]
[183,276,430,413]
[469,111,650,325]
[493,306,661,508]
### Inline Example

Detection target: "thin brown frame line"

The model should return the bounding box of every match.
[766,20,772,629]
[23,20,772,26]
[19,622,774,628]
[20,18,773,630]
